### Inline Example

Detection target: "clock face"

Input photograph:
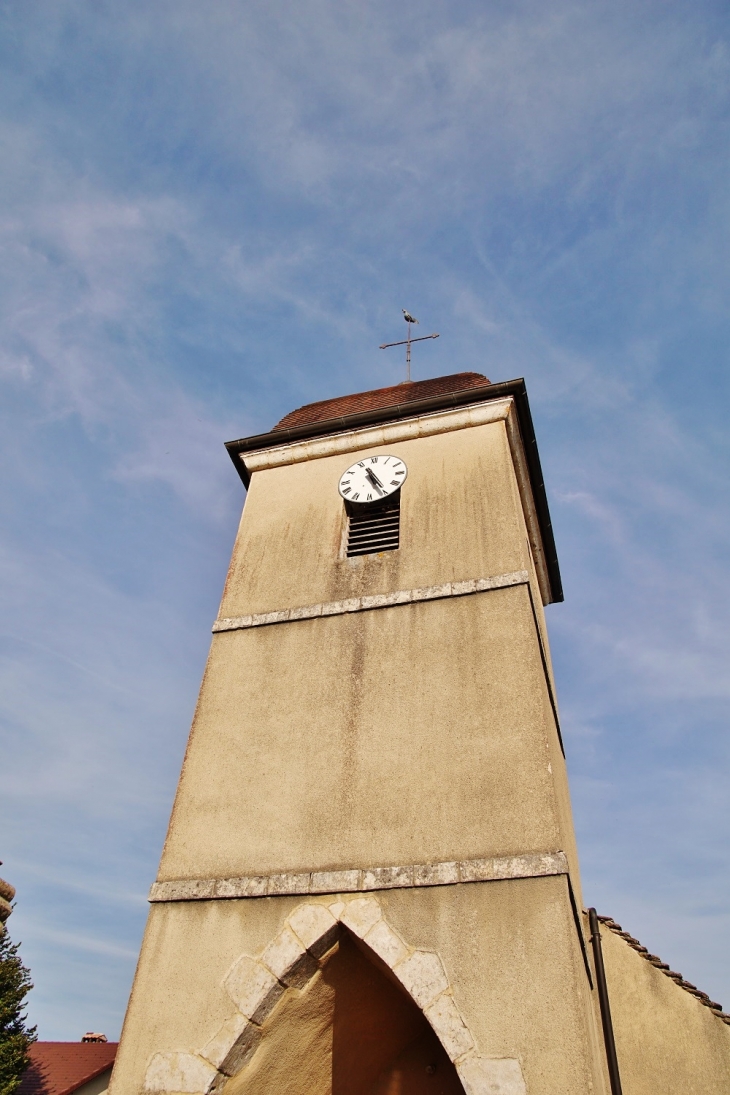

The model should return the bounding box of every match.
[338,455,408,504]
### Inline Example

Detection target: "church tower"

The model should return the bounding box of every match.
[110,373,611,1095]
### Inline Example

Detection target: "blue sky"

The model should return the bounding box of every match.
[1,0,729,1038]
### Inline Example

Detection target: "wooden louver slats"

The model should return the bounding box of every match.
[346,497,400,557]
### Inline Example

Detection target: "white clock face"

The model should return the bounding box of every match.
[338,455,408,504]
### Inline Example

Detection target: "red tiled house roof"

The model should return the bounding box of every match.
[274,372,490,430]
[17,1043,118,1095]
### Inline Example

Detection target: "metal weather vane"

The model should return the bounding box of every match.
[380,309,439,382]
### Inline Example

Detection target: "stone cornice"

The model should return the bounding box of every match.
[149,851,569,903]
[241,397,512,475]
[212,569,529,633]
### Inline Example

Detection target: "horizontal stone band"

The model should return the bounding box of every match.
[241,398,513,476]
[212,570,530,634]
[149,851,568,903]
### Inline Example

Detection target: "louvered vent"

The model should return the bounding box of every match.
[346,495,400,557]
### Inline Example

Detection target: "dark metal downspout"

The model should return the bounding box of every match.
[588,908,623,1095]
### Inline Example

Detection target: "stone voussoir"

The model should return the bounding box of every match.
[393,950,450,1010]
[456,1054,527,1095]
[223,955,280,1020]
[424,992,475,1062]
[337,896,383,939]
[362,919,409,968]
[201,1014,250,1071]
[143,1052,218,1095]
[287,903,340,959]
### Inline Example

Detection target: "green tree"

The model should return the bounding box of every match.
[0,928,36,1095]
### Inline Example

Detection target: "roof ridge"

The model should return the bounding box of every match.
[598,915,730,1024]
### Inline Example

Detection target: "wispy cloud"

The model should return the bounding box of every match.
[21,923,140,962]
[1,0,729,1035]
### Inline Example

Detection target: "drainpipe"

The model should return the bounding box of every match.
[588,908,623,1095]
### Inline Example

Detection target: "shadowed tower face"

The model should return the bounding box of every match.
[110,373,611,1095]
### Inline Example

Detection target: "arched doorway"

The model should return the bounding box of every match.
[223,929,465,1095]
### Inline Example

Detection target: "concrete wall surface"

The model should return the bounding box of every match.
[599,922,730,1094]
[219,420,529,619]
[110,877,607,1095]
[154,408,581,892]
[112,404,611,1094]
[158,588,577,887]
[75,1070,113,1095]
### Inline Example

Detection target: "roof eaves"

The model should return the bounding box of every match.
[57,1060,116,1095]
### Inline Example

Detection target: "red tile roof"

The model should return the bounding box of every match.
[274,372,490,430]
[17,1042,118,1095]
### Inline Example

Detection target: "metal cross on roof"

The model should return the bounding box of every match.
[379,310,439,382]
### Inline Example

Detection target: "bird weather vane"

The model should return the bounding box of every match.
[380,309,439,382]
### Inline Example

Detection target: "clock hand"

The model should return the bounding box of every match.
[366,467,386,490]
[365,472,385,495]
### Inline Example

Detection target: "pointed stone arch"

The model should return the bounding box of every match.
[143,896,527,1095]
